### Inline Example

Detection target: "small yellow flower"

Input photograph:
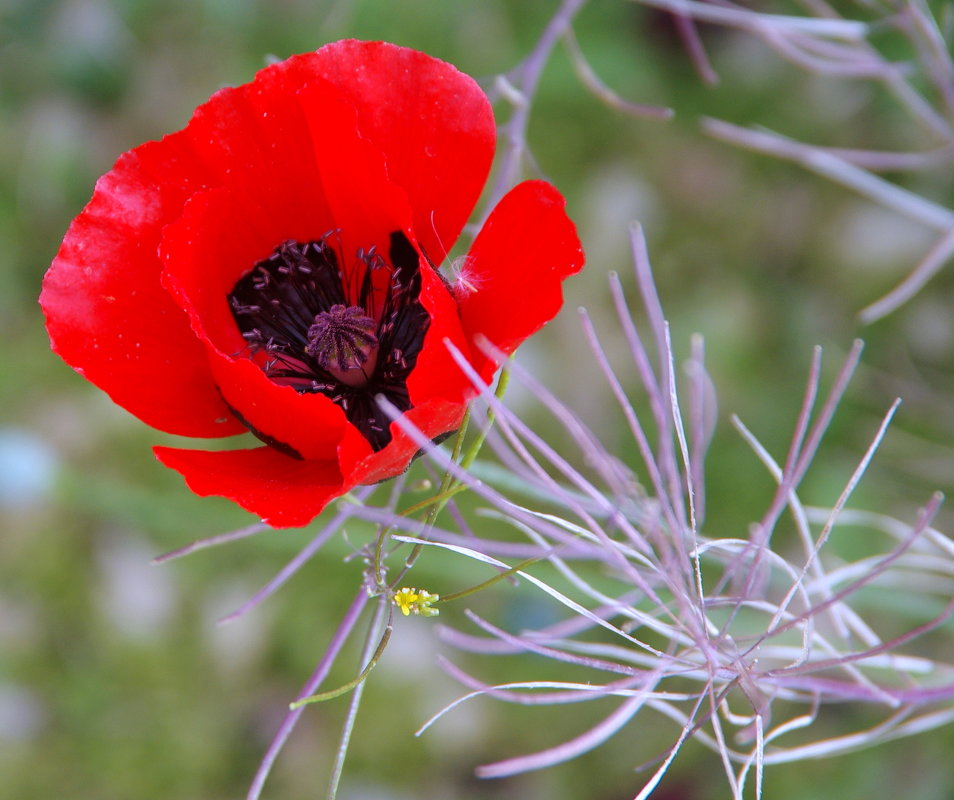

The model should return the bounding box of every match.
[393,587,440,617]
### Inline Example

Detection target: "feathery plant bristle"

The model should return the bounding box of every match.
[368,224,954,799]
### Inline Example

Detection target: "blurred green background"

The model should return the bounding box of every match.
[3,0,954,798]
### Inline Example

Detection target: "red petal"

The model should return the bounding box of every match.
[40,56,344,439]
[295,76,414,264]
[183,58,335,241]
[156,395,470,530]
[338,397,469,487]
[307,40,496,264]
[40,138,244,438]
[456,181,584,380]
[405,260,474,402]
[159,188,352,460]
[154,445,345,528]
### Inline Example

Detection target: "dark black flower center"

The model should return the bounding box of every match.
[227,231,429,453]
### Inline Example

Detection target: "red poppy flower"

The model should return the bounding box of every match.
[41,40,583,527]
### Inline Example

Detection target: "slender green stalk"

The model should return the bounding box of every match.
[290,620,393,709]
[326,600,391,800]
[438,554,544,604]
[399,360,513,579]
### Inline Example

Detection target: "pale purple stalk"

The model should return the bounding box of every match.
[152,522,269,564]
[701,116,954,321]
[631,0,868,39]
[642,0,954,318]
[562,29,678,116]
[327,597,390,800]
[482,0,589,216]
[479,0,671,231]
[218,485,376,624]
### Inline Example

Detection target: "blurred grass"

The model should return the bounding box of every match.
[3,0,954,798]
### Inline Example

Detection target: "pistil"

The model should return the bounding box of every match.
[306,304,379,386]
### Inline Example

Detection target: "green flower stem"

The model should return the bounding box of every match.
[437,554,543,604]
[325,600,391,800]
[460,358,512,472]
[399,359,513,577]
[290,615,393,709]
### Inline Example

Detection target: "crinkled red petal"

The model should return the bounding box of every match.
[306,40,496,264]
[40,138,244,438]
[159,188,351,460]
[296,76,414,265]
[183,57,334,241]
[406,262,474,402]
[43,41,495,444]
[337,397,469,488]
[39,54,343,439]
[154,445,345,528]
[456,180,585,381]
